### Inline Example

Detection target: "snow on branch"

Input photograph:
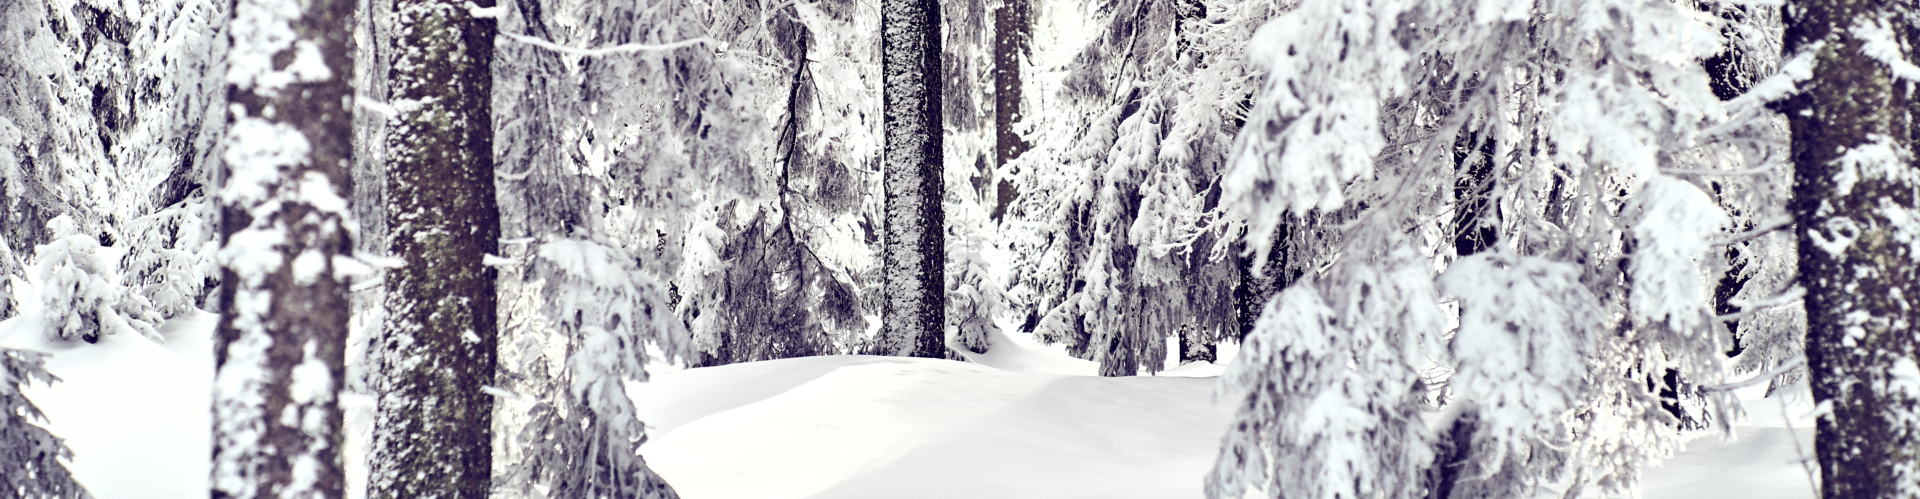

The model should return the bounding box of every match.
[1438,251,1601,462]
[1713,215,1793,246]
[1852,19,1920,82]
[1629,176,1730,333]
[1717,285,1806,322]
[496,31,713,58]
[1699,356,1806,393]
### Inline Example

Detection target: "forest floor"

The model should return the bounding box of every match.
[0,311,1818,499]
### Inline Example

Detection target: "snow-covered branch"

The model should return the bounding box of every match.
[1699,356,1806,393]
[1713,215,1793,246]
[497,31,713,57]
[1717,285,1806,322]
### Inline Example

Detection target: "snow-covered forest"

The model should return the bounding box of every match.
[0,0,1915,497]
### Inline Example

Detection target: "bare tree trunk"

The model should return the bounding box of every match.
[211,0,355,495]
[989,0,1031,221]
[1782,0,1920,496]
[369,0,500,496]
[881,0,947,358]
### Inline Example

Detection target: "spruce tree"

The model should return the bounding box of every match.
[1780,0,1920,495]
[880,0,947,358]
[368,0,500,496]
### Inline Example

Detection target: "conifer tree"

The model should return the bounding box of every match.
[1780,0,1920,495]
[880,0,947,358]
[368,0,500,496]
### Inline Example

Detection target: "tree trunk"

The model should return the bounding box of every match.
[1782,1,1920,496]
[211,0,354,495]
[369,0,500,497]
[881,0,947,358]
[989,0,1031,222]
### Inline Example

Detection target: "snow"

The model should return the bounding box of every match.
[0,309,1821,499]
[0,308,214,499]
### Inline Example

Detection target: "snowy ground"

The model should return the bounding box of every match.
[0,311,1818,498]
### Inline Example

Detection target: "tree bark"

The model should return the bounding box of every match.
[211,0,355,496]
[369,0,500,497]
[1781,1,1920,496]
[881,0,947,358]
[989,0,1031,222]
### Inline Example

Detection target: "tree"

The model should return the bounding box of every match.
[1779,0,1920,495]
[676,0,876,366]
[879,0,946,358]
[0,348,88,498]
[1207,0,1769,497]
[487,0,759,493]
[1002,0,1270,375]
[989,0,1033,222]
[210,0,355,494]
[367,0,499,496]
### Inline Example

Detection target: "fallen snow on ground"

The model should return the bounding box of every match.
[0,308,215,499]
[0,308,1819,499]
[1641,383,1820,499]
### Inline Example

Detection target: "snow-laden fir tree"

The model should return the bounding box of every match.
[211,0,357,494]
[1779,0,1920,495]
[25,215,162,344]
[942,0,1009,355]
[674,0,878,365]
[3,0,230,328]
[498,236,684,498]
[0,348,88,498]
[486,0,759,493]
[1001,0,1274,374]
[0,0,113,254]
[1206,0,1792,497]
[117,0,231,321]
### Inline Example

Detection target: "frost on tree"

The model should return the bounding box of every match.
[487,0,760,489]
[2,0,230,325]
[1209,0,1772,497]
[368,0,500,497]
[878,0,947,358]
[1779,0,1920,495]
[26,215,163,344]
[497,236,684,499]
[0,349,88,499]
[0,0,112,254]
[1001,0,1272,374]
[674,0,875,365]
[211,0,355,495]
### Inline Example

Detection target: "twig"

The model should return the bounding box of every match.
[1714,215,1793,246]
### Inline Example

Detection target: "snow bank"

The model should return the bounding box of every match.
[0,308,214,499]
[630,355,1234,499]
[0,305,1820,499]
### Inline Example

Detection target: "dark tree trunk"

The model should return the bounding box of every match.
[881,0,947,358]
[1781,0,1920,496]
[989,0,1031,221]
[210,0,355,496]
[369,0,500,497]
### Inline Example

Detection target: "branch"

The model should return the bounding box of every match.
[497,31,714,57]
[471,1,713,59]
[1699,356,1805,393]
[1659,161,1782,177]
[1714,215,1792,246]
[1718,285,1806,322]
